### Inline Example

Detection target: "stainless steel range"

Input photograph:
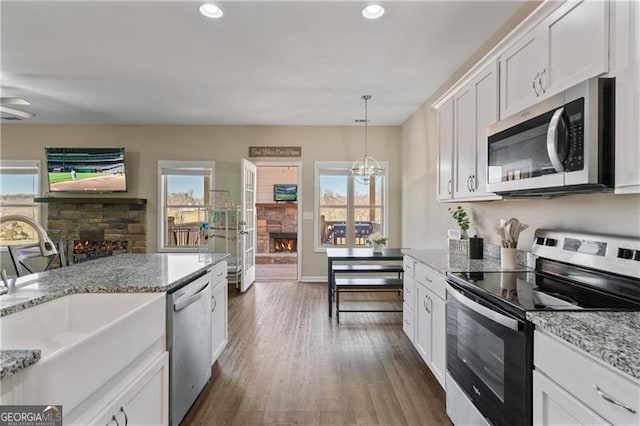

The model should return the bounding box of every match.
[445,229,640,426]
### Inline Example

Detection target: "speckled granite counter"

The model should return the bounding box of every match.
[0,252,228,379]
[527,311,640,380]
[401,248,528,275]
[0,350,41,380]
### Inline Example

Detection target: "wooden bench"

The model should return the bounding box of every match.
[334,277,404,323]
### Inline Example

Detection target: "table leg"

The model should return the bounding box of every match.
[328,258,333,317]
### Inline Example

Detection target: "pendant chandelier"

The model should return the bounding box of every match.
[350,95,383,184]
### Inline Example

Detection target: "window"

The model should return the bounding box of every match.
[314,161,388,250]
[0,160,41,246]
[158,161,214,251]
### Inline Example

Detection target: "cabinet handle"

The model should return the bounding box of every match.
[424,276,432,283]
[593,385,636,413]
[212,295,217,312]
[532,72,540,97]
[471,174,477,191]
[425,296,431,313]
[447,179,452,195]
[119,407,129,426]
[466,176,472,192]
[538,68,546,94]
[111,415,120,426]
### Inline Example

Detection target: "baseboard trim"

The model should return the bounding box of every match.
[299,275,326,282]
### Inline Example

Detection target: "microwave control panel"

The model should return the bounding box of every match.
[563,98,584,171]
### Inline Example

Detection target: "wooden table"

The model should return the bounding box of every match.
[326,248,404,317]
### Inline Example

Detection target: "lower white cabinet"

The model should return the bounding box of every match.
[90,352,169,426]
[211,261,228,366]
[402,256,416,342]
[534,330,640,425]
[413,260,446,389]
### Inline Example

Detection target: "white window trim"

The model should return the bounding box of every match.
[313,160,389,252]
[0,160,42,251]
[157,160,215,252]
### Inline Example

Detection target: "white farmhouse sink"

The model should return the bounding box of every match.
[0,292,166,413]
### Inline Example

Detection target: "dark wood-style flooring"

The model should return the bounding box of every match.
[181,281,451,425]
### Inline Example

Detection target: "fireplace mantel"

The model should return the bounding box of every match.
[35,197,147,205]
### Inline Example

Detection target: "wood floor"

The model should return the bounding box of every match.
[181,281,451,425]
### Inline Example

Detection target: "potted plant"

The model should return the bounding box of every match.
[448,206,470,239]
[367,232,388,253]
[448,206,471,256]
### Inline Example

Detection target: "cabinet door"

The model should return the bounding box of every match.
[533,371,610,426]
[454,83,476,198]
[115,352,169,426]
[436,98,454,201]
[500,29,544,118]
[472,62,499,197]
[543,0,609,96]
[414,281,432,365]
[429,293,446,389]
[614,0,640,193]
[211,279,228,365]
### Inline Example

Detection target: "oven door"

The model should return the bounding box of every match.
[446,282,532,426]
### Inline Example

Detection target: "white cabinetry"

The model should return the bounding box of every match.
[413,261,446,389]
[613,0,640,194]
[436,62,501,202]
[533,330,640,426]
[437,98,454,201]
[210,261,228,366]
[90,352,169,426]
[402,256,416,342]
[500,0,609,118]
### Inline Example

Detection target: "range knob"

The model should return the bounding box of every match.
[535,237,545,245]
[617,248,634,259]
[634,251,640,262]
[544,238,557,246]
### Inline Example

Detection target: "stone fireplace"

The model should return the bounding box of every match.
[256,203,297,264]
[39,197,147,262]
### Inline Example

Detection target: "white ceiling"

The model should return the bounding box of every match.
[1,1,525,126]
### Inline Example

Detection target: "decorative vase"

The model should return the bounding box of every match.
[373,243,384,253]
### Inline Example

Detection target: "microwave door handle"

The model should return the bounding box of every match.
[447,284,519,331]
[546,107,566,172]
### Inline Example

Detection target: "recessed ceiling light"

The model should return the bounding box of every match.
[199,3,223,19]
[362,4,385,20]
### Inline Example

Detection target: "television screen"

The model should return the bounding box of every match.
[46,147,127,192]
[274,184,297,202]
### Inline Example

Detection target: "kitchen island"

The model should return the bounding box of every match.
[0,252,228,378]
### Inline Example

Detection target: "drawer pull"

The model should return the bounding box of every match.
[593,385,636,413]
[424,276,432,283]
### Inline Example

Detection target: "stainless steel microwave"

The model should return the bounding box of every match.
[486,78,614,196]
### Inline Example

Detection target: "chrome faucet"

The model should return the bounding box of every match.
[0,215,58,257]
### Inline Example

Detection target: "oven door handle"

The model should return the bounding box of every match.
[546,107,566,172]
[447,284,520,331]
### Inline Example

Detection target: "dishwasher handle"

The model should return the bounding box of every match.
[174,281,210,312]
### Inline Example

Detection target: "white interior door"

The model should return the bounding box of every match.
[240,158,256,292]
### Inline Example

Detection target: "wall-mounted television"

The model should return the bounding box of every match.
[273,184,297,202]
[45,147,127,192]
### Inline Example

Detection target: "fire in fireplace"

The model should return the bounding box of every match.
[73,240,129,264]
[270,233,297,253]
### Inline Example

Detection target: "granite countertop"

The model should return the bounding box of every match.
[527,311,640,381]
[401,248,528,275]
[0,252,228,380]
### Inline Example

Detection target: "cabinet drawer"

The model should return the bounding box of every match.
[535,330,640,425]
[403,274,415,310]
[402,303,414,343]
[210,261,227,286]
[414,262,446,299]
[403,256,415,277]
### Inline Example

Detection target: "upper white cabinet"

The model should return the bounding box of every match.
[500,0,609,119]
[613,0,640,193]
[436,98,454,201]
[436,62,501,202]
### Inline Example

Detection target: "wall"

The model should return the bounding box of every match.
[256,166,297,203]
[0,124,401,280]
[401,1,640,251]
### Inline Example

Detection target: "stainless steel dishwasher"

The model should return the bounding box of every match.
[167,270,212,426]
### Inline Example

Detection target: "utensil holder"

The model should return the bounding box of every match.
[500,247,517,270]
